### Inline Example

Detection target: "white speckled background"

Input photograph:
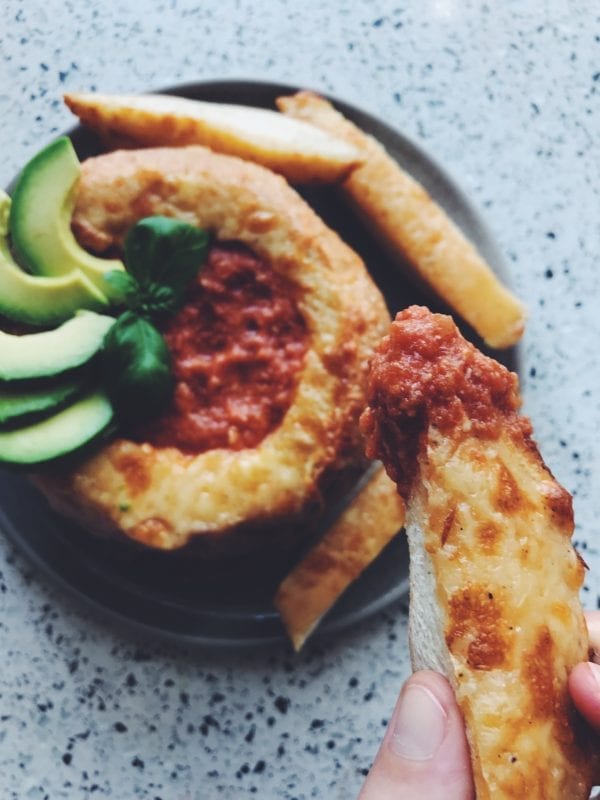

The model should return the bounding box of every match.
[1,2,599,798]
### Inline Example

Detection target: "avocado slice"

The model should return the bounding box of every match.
[9,137,124,290]
[0,310,115,382]
[0,389,113,465]
[0,374,83,427]
[0,191,109,325]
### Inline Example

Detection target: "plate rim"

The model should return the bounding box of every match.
[0,78,520,649]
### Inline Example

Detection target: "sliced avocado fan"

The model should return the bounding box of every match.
[0,191,109,325]
[0,390,113,465]
[0,374,83,427]
[9,136,124,291]
[0,310,115,381]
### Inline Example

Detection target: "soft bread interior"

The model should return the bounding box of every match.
[406,488,452,677]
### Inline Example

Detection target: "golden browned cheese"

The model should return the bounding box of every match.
[63,92,363,184]
[34,145,390,551]
[277,91,526,350]
[275,466,405,650]
[361,306,596,799]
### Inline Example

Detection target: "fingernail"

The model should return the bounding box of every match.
[588,662,600,689]
[390,684,448,760]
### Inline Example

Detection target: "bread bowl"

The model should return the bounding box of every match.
[33,144,391,552]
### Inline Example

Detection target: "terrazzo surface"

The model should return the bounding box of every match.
[1,1,600,797]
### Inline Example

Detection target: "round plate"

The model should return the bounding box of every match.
[0,80,519,647]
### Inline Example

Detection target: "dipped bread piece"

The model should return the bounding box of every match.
[360,306,595,799]
[35,145,390,552]
[277,91,526,349]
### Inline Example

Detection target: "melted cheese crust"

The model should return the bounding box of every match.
[417,426,592,798]
[275,466,405,650]
[361,306,596,799]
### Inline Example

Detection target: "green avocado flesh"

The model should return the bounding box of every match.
[0,389,113,465]
[0,375,82,427]
[9,137,123,290]
[0,311,115,381]
[0,190,109,325]
[0,233,109,325]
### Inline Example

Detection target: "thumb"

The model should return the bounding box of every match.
[357,670,475,800]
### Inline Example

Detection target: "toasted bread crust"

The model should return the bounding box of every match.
[275,466,405,650]
[361,306,596,799]
[277,91,526,349]
[63,92,363,184]
[35,146,390,550]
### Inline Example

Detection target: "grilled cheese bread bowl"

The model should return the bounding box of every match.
[34,145,390,551]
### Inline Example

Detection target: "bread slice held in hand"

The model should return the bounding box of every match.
[360,305,596,799]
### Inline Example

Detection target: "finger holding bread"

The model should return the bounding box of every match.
[569,662,600,734]
[569,611,600,743]
[358,670,475,800]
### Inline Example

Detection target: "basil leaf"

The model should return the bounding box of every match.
[104,270,140,305]
[124,216,209,296]
[102,311,173,420]
[139,283,179,317]
[100,216,209,423]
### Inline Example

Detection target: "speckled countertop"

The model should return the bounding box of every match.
[1,2,599,798]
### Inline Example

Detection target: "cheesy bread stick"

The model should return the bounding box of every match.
[275,466,405,650]
[277,92,526,349]
[361,306,595,799]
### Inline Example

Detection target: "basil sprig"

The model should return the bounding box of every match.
[105,216,210,318]
[102,216,209,421]
[102,311,173,420]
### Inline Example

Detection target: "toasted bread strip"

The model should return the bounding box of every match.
[275,466,405,650]
[361,306,595,799]
[277,92,526,349]
[63,92,363,184]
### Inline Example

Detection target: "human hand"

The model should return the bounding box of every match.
[569,611,600,729]
[357,611,600,800]
[357,668,474,800]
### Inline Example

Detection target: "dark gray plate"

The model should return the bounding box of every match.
[0,80,518,647]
